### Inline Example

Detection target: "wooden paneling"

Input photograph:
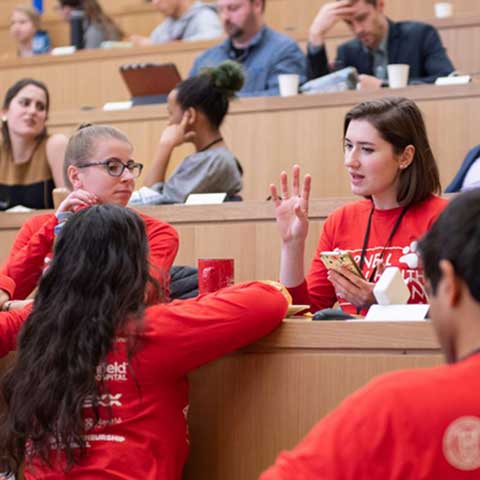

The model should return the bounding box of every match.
[184,319,443,479]
[0,198,345,281]
[1,11,480,109]
[43,84,480,201]
[1,0,479,49]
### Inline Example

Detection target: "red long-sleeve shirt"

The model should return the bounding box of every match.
[261,353,480,479]
[0,210,179,303]
[288,195,447,314]
[0,282,287,479]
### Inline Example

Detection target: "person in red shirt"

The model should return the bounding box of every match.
[261,189,480,480]
[0,204,288,479]
[270,97,446,315]
[0,124,178,304]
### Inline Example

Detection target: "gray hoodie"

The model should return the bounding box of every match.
[150,1,223,44]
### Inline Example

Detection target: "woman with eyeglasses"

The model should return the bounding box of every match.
[0,124,178,304]
[0,205,288,479]
[0,78,68,211]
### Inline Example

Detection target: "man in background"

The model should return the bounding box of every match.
[189,0,306,96]
[131,0,223,45]
[307,0,454,88]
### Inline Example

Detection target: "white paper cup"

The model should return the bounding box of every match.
[434,2,453,18]
[387,64,410,88]
[278,74,299,97]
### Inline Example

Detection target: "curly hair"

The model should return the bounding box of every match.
[0,205,159,472]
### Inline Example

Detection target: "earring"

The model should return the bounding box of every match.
[1,116,6,123]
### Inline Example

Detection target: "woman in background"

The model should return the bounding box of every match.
[130,60,244,205]
[10,5,50,57]
[56,0,123,49]
[0,204,288,479]
[0,78,68,210]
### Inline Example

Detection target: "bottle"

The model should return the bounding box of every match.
[32,30,50,55]
[70,9,85,50]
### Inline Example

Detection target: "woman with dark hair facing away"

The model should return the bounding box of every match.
[56,0,123,49]
[130,60,244,205]
[270,97,447,315]
[0,205,288,479]
[0,78,68,210]
[0,124,178,303]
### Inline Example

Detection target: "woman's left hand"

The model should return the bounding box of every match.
[160,112,196,148]
[328,267,376,310]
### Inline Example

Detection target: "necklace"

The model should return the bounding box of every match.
[198,137,223,153]
[359,204,409,282]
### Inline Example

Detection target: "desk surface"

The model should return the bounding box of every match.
[185,318,442,479]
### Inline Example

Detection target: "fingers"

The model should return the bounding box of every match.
[292,164,300,196]
[280,170,289,200]
[57,190,98,213]
[269,184,281,207]
[302,174,312,213]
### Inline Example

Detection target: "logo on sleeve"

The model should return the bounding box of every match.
[443,416,480,471]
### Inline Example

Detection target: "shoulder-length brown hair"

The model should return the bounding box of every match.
[343,97,441,207]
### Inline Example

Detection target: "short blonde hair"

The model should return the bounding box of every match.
[12,5,41,30]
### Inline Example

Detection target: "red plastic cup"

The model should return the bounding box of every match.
[198,258,234,294]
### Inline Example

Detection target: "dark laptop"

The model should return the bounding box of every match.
[119,63,182,106]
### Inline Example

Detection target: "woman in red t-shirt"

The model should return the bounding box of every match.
[0,205,288,479]
[270,97,447,314]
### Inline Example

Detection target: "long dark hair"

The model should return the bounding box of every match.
[343,97,441,207]
[0,205,156,471]
[59,0,124,40]
[1,78,50,153]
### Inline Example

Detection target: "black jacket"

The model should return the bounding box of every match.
[307,19,454,83]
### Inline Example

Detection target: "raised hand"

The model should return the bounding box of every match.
[309,0,357,46]
[270,165,312,245]
[271,165,312,287]
[56,189,98,215]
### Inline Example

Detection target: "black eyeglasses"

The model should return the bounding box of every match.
[77,158,143,178]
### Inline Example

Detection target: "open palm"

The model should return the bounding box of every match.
[270,165,311,244]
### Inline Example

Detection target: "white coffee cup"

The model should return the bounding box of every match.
[387,64,410,88]
[278,74,300,97]
[434,2,453,18]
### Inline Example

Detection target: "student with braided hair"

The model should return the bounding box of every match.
[129,60,244,205]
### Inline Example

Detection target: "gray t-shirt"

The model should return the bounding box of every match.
[150,1,222,43]
[129,146,243,205]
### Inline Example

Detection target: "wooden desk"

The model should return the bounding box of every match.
[45,84,480,200]
[0,199,345,281]
[0,40,218,111]
[184,319,443,479]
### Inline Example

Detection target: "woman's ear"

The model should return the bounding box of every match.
[67,165,82,189]
[399,145,415,170]
[186,107,197,126]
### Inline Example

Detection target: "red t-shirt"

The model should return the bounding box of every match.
[260,353,480,479]
[0,282,287,479]
[0,210,179,303]
[289,195,447,314]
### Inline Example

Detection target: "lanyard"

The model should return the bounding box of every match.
[358,204,409,282]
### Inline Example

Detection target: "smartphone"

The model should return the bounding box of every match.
[319,250,364,278]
